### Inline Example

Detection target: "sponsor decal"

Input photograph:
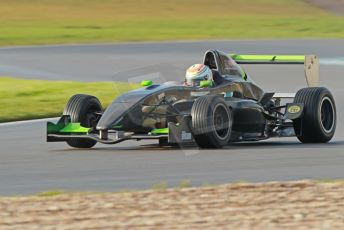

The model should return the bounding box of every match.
[288,105,301,114]
[181,131,192,140]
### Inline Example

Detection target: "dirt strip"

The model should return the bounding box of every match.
[308,0,344,15]
[1,181,344,230]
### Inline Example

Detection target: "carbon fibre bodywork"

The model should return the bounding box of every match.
[96,79,264,132]
[47,50,311,146]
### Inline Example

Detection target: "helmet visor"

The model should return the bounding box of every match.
[186,78,204,87]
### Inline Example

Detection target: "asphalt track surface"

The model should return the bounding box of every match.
[1,40,344,195]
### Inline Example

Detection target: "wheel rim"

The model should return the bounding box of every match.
[86,113,98,127]
[212,104,230,140]
[319,96,335,133]
[84,105,101,128]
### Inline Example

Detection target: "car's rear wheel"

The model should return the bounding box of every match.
[293,87,336,143]
[63,94,102,148]
[191,95,232,148]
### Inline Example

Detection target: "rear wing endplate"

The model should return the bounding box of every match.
[229,54,319,87]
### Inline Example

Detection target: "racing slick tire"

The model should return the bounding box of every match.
[63,94,102,148]
[191,95,232,148]
[293,87,336,143]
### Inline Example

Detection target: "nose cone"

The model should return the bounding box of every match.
[96,101,133,130]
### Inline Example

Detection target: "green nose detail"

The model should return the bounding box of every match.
[141,80,153,87]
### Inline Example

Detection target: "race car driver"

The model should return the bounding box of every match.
[185,64,224,87]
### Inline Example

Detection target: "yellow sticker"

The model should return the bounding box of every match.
[288,105,301,114]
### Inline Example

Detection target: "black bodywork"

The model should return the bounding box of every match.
[47,50,304,146]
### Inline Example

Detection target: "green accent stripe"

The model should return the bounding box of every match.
[47,122,90,134]
[60,123,90,133]
[230,54,305,63]
[150,128,169,135]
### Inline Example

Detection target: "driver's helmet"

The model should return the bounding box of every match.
[185,64,213,87]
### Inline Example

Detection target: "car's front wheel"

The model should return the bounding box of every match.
[191,95,232,148]
[63,94,102,148]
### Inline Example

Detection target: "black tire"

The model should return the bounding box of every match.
[63,94,102,148]
[191,95,232,148]
[293,87,336,143]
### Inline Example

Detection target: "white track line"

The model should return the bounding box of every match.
[0,117,58,127]
[320,58,344,66]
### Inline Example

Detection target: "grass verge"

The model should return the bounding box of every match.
[0,0,343,46]
[38,190,66,197]
[0,77,139,122]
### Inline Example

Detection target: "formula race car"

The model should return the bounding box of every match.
[47,50,336,148]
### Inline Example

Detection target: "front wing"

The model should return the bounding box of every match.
[47,115,194,145]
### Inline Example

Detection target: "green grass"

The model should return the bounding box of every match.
[38,190,66,197]
[152,181,168,190]
[0,77,139,122]
[0,0,343,46]
[317,179,344,184]
[177,180,192,188]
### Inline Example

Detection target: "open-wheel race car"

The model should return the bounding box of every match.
[47,50,336,148]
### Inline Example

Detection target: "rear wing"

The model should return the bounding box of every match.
[229,54,319,87]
